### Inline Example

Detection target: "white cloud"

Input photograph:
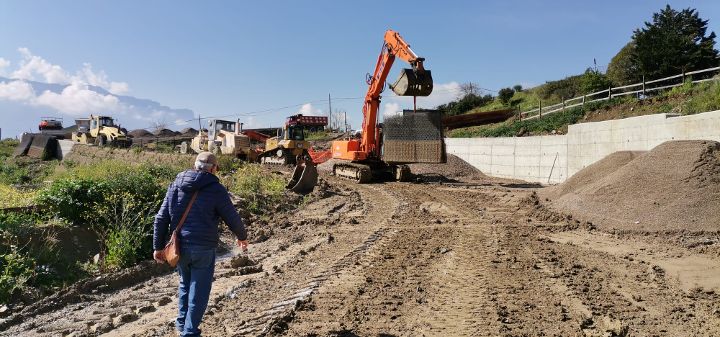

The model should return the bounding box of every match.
[34,82,119,115]
[0,80,35,101]
[9,48,129,95]
[13,47,70,84]
[78,63,129,95]
[382,102,401,116]
[297,103,323,115]
[0,58,10,76]
[382,81,462,116]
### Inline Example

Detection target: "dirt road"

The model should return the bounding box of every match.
[3,176,720,336]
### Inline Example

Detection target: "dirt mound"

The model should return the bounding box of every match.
[180,127,198,137]
[409,154,488,181]
[545,151,645,199]
[542,140,720,232]
[153,128,179,137]
[128,129,152,138]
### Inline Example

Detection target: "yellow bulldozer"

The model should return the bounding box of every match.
[259,116,312,165]
[181,119,257,161]
[71,115,131,147]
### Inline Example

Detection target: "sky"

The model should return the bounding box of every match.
[0,0,718,137]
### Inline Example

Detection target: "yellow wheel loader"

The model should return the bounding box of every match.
[71,115,131,147]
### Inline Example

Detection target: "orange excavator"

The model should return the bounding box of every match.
[331,29,436,183]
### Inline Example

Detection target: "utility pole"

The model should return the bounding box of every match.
[328,93,332,131]
[344,111,347,133]
[198,115,202,133]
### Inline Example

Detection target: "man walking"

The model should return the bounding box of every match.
[153,152,248,337]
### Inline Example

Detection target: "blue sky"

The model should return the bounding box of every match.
[0,0,718,136]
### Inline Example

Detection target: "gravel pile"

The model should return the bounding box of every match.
[409,154,488,181]
[542,140,720,232]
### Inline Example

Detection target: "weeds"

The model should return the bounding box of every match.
[224,165,286,214]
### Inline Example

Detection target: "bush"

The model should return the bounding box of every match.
[225,165,286,214]
[498,88,515,105]
[581,68,612,94]
[437,93,494,116]
[0,246,35,303]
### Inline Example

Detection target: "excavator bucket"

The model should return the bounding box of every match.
[390,68,433,96]
[287,160,318,195]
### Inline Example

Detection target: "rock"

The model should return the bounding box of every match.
[113,312,138,326]
[230,255,255,268]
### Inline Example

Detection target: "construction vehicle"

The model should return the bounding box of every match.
[181,119,257,161]
[330,29,442,183]
[258,115,315,165]
[71,115,131,147]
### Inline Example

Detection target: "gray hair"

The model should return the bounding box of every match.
[194,160,215,172]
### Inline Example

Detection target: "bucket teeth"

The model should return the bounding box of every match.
[390,69,433,96]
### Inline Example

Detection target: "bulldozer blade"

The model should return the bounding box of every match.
[390,68,433,96]
[288,162,318,195]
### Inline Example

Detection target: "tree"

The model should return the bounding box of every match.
[436,93,493,116]
[459,82,480,96]
[498,88,515,105]
[580,68,612,94]
[632,5,719,80]
[607,42,639,85]
[513,84,523,92]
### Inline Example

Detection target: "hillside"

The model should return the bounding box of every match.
[447,79,720,138]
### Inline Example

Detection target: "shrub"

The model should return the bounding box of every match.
[225,165,286,214]
[0,184,36,208]
[581,68,612,94]
[0,245,35,303]
[498,88,515,105]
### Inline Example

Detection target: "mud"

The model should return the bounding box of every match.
[3,161,720,336]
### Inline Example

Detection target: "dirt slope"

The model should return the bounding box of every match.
[542,140,720,232]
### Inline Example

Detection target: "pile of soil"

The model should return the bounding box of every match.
[409,154,488,181]
[180,127,198,137]
[153,128,179,137]
[542,140,720,232]
[128,129,152,138]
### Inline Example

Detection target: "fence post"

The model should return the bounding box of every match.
[562,97,566,111]
[642,75,646,96]
[539,99,542,118]
[582,95,586,106]
[608,85,612,100]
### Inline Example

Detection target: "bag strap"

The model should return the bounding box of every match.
[174,191,199,234]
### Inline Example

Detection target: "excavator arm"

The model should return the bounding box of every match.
[360,29,433,158]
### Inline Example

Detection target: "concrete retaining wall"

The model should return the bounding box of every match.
[445,110,720,184]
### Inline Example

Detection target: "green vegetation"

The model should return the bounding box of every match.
[305,130,331,141]
[448,101,604,138]
[448,80,720,138]
[224,164,287,214]
[632,5,719,81]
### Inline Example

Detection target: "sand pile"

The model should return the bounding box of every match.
[128,129,152,138]
[542,140,720,232]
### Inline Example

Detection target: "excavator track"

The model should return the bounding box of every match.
[333,162,372,183]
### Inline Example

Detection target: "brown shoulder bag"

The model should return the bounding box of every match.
[163,191,199,267]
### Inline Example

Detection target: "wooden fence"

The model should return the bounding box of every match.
[519,66,720,120]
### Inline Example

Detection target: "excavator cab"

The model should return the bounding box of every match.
[390,68,433,96]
